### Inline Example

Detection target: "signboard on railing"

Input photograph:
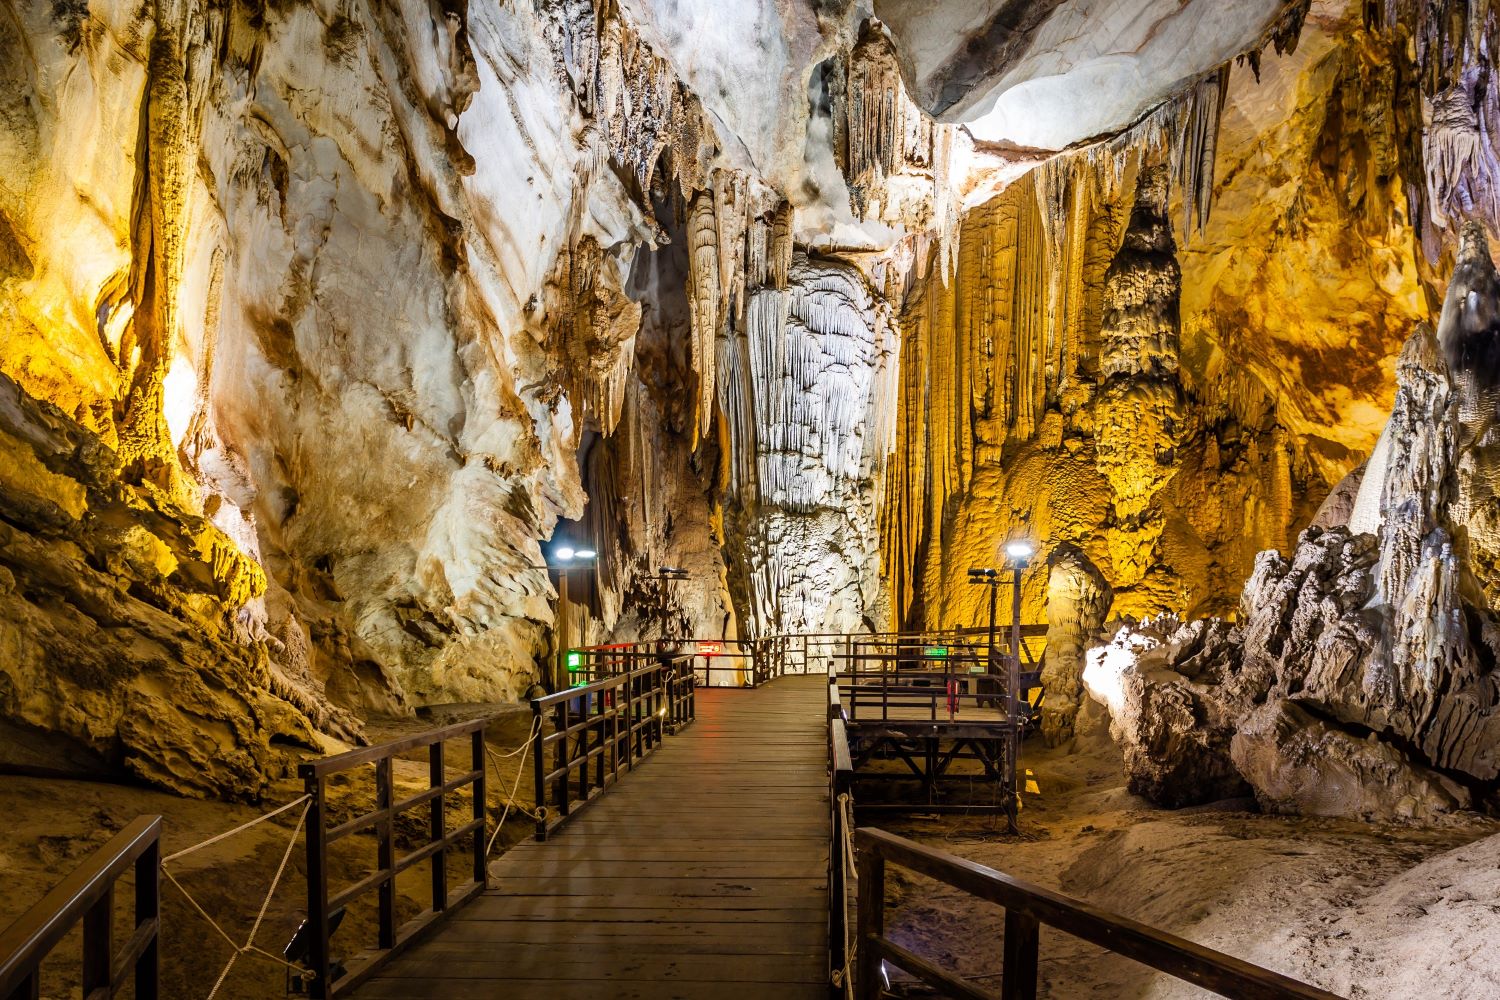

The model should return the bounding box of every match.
[566,650,583,671]
[696,640,723,655]
[923,646,949,658]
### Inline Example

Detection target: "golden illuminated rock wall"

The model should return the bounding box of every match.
[879,6,1426,631]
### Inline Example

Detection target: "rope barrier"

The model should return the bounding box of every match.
[162,793,311,864]
[830,791,857,998]
[161,796,314,997]
[484,714,544,856]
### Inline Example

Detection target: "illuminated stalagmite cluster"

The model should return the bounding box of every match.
[2,0,1499,817]
[1089,223,1500,820]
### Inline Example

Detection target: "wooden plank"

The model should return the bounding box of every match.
[489,859,827,878]
[434,920,821,948]
[458,903,827,923]
[373,953,826,982]
[352,979,829,1000]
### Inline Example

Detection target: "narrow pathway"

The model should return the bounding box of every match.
[353,674,830,999]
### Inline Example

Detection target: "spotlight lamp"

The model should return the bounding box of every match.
[968,567,999,583]
[549,544,597,565]
[1005,541,1034,566]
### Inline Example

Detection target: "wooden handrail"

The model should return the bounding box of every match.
[300,717,491,777]
[0,815,160,1000]
[530,656,696,840]
[298,718,489,998]
[566,640,805,688]
[854,828,1348,1000]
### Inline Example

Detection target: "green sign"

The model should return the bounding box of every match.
[923,646,949,659]
[566,650,583,671]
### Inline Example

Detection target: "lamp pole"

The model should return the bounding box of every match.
[557,570,570,689]
[533,544,596,690]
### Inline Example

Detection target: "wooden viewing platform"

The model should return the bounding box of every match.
[350,673,831,1000]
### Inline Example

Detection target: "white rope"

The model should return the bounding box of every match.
[162,797,314,997]
[830,791,857,998]
[484,715,544,856]
[162,794,312,863]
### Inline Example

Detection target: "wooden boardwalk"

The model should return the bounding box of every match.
[352,674,831,1000]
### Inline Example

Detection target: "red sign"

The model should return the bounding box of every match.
[696,641,723,656]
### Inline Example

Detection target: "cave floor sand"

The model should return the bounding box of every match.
[875,714,1500,999]
[0,706,543,1000]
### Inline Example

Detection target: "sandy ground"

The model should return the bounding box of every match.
[876,706,1500,999]
[0,704,541,1000]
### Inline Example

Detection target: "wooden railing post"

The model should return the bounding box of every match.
[430,741,448,912]
[80,885,110,999]
[375,757,395,950]
[531,702,547,842]
[7,970,39,1000]
[135,835,160,999]
[855,846,885,1000]
[304,774,331,998]
[1002,910,1040,1000]
[472,728,488,887]
[553,701,569,823]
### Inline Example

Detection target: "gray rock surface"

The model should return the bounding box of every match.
[1088,227,1500,818]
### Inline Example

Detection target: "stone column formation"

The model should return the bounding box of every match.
[1040,543,1112,747]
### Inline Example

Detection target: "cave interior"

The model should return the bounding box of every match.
[3,0,1500,997]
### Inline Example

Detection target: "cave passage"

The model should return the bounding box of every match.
[3,0,1500,997]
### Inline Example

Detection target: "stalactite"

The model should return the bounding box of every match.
[879,176,1068,627]
[544,235,643,435]
[840,19,964,282]
[1368,0,1500,259]
[116,3,226,497]
[685,191,721,443]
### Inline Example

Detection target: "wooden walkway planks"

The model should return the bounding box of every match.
[352,674,831,1000]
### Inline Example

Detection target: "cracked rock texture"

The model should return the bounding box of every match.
[1087,227,1500,819]
[0,371,323,798]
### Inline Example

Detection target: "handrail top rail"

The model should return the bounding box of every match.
[0,814,161,992]
[856,828,1347,1000]
[803,626,1049,639]
[572,648,750,661]
[830,718,853,777]
[299,716,491,779]
[531,656,691,711]
[569,627,1048,649]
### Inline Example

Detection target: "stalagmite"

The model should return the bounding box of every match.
[1040,544,1113,746]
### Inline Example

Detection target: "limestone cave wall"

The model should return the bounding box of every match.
[876,0,1431,638]
[3,0,1482,808]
